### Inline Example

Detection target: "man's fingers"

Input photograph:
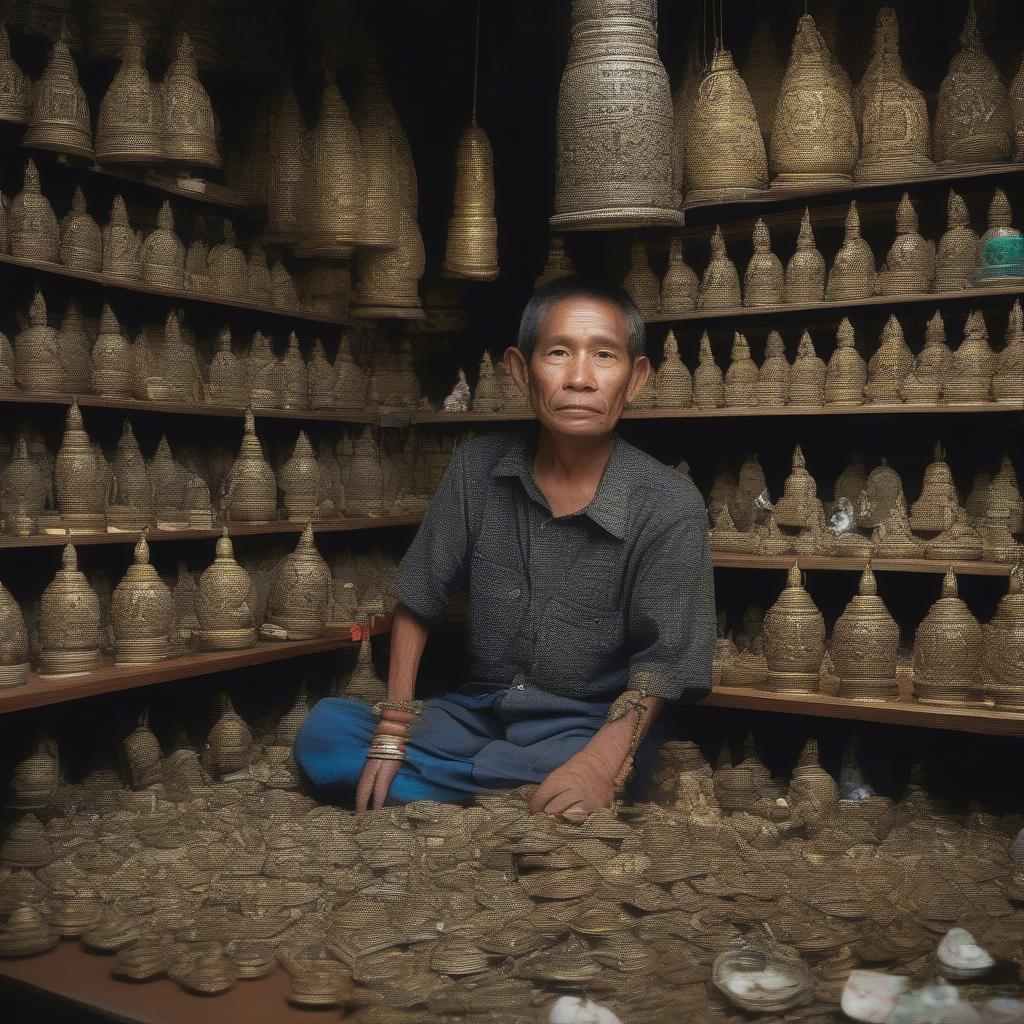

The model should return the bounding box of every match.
[560,802,588,823]
[543,787,586,818]
[354,760,378,815]
[371,760,400,809]
[529,777,570,814]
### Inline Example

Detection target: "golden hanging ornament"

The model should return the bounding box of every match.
[831,563,900,702]
[38,541,102,675]
[9,159,59,264]
[111,532,175,665]
[912,571,983,707]
[195,530,258,650]
[160,32,220,169]
[0,21,31,125]
[95,20,162,164]
[0,578,29,688]
[763,563,825,694]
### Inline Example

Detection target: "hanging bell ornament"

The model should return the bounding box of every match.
[195,530,258,650]
[0,21,31,125]
[160,32,220,169]
[0,579,29,688]
[551,0,681,230]
[111,532,174,665]
[442,126,499,281]
[22,18,94,161]
[38,541,103,675]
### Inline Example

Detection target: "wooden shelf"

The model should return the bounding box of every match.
[0,253,356,328]
[0,516,424,550]
[699,686,1024,736]
[711,553,1014,577]
[0,619,391,715]
[644,283,1024,327]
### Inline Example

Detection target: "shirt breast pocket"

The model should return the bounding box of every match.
[566,546,623,613]
[534,596,626,696]
[468,554,527,675]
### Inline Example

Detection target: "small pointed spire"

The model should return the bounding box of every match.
[797,208,814,249]
[765,330,785,357]
[215,526,233,558]
[947,189,970,228]
[797,329,815,356]
[988,188,1012,229]
[29,288,47,325]
[663,330,679,357]
[134,530,150,565]
[298,521,315,549]
[699,332,713,362]
[110,194,130,225]
[836,318,855,347]
[964,308,987,339]
[244,408,256,434]
[926,310,946,344]
[895,193,917,233]
[752,218,770,251]
[960,0,981,49]
[62,541,78,570]
[294,430,314,458]
[797,736,820,767]
[710,224,726,255]
[156,200,173,230]
[792,444,805,470]
[66,399,84,431]
[859,561,877,596]
[71,186,87,214]
[23,158,40,192]
[845,201,862,239]
[786,561,802,587]
[941,569,958,598]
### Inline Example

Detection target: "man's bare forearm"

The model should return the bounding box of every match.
[579,695,665,780]
[385,602,430,702]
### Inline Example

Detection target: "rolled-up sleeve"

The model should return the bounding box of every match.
[625,503,716,702]
[385,443,471,621]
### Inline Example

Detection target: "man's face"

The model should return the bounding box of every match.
[505,295,651,437]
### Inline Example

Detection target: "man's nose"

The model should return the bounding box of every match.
[564,354,597,389]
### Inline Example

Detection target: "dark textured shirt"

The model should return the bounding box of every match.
[386,424,716,702]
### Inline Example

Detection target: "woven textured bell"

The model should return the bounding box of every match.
[878,194,935,296]
[858,457,906,530]
[270,259,299,310]
[262,84,307,246]
[160,32,219,168]
[208,220,247,298]
[95,20,162,164]
[724,332,757,407]
[333,333,369,411]
[262,524,330,641]
[307,339,337,410]
[770,15,857,188]
[754,330,790,407]
[926,506,983,561]
[659,236,697,314]
[685,48,768,202]
[729,453,767,532]
[655,330,691,408]
[871,501,924,558]
[442,125,499,281]
[23,19,93,160]
[552,0,679,229]
[763,563,825,693]
[826,202,876,300]
[670,29,701,205]
[56,299,91,392]
[692,332,724,408]
[1,438,47,536]
[352,58,402,251]
[195,530,257,649]
[279,431,324,522]
[38,541,102,674]
[912,571,983,707]
[222,411,276,523]
[55,402,107,532]
[245,330,283,409]
[345,425,384,517]
[854,8,933,181]
[909,442,959,533]
[535,235,576,288]
[783,208,825,304]
[742,19,783,149]
[829,563,899,701]
[935,191,979,293]
[471,350,503,412]
[247,244,272,304]
[935,1,1011,166]
[699,225,741,310]
[14,289,64,392]
[0,579,29,688]
[623,240,658,316]
[978,566,1024,708]
[823,318,865,406]
[9,160,59,263]
[944,309,994,405]
[111,532,174,664]
[136,308,203,404]
[865,315,913,404]
[295,73,364,258]
[0,22,30,125]
[350,207,426,319]
[993,300,1024,403]
[140,201,184,289]
[58,186,101,272]
[108,419,153,530]
[102,194,141,279]
[280,334,309,411]
[206,692,253,775]
[773,445,822,529]
[788,330,825,406]
[7,731,60,808]
[743,218,783,306]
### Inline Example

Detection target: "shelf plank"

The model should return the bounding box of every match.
[699,686,1024,736]
[0,620,391,714]
[0,253,355,328]
[711,553,1014,577]
[0,516,424,550]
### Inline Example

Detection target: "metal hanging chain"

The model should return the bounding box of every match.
[471,0,481,128]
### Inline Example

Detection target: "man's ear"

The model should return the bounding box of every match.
[625,355,652,403]
[505,345,530,398]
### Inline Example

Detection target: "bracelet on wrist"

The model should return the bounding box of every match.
[372,699,425,720]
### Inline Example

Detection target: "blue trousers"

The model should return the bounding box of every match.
[293,682,671,806]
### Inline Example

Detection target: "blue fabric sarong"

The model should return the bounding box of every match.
[293,682,672,806]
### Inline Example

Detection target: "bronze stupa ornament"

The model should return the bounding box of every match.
[10,160,59,263]
[140,201,184,289]
[279,431,324,522]
[38,541,102,675]
[770,15,857,189]
[826,201,876,300]
[107,419,153,530]
[95,20,162,164]
[692,332,724,408]
[296,73,365,258]
[345,425,384,517]
[623,240,659,316]
[660,236,698,314]
[755,330,790,407]
[0,579,29,688]
[685,48,768,202]
[824,318,866,406]
[878,194,935,296]
[854,7,933,182]
[111,533,174,664]
[763,563,825,693]
[14,289,63,392]
[221,411,277,524]
[55,402,107,533]
[724,331,757,408]
[935,0,1011,166]
[784,209,825,303]
[788,330,826,406]
[993,300,1024,404]
[699,225,741,310]
[195,530,258,650]
[0,21,30,125]
[865,315,914,404]
[23,18,93,160]
[743,218,783,306]
[102,195,141,280]
[935,190,979,293]
[552,0,681,230]
[262,523,330,641]
[913,571,983,707]
[207,327,247,407]
[282,334,309,410]
[1,438,47,536]
[160,32,219,169]
[831,563,899,701]
[655,330,692,408]
[208,221,247,299]
[58,186,101,272]
[944,308,994,405]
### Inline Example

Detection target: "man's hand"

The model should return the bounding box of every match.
[528,747,617,822]
[355,757,402,813]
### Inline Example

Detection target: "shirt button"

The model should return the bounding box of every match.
[509,586,521,599]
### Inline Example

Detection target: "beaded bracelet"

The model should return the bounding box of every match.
[605,688,651,794]
[372,699,425,720]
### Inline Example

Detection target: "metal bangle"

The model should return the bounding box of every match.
[372,699,425,720]
[366,750,406,761]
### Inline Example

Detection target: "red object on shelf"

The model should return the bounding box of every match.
[350,624,363,641]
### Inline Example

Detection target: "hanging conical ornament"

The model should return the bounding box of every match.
[0,579,29,688]
[743,218,783,306]
[262,84,307,246]
[345,425,384,517]
[854,7,933,182]
[442,124,498,280]
[534,235,576,289]
[9,159,59,263]
[111,532,174,664]
[623,239,658,316]
[551,0,681,230]
[659,236,698,315]
[830,562,899,701]
[95,20,162,164]
[107,419,153,530]
[102,194,141,279]
[261,523,330,641]
[0,437,47,536]
[742,19,783,149]
[935,190,979,293]
[913,570,983,707]
[55,401,107,533]
[935,0,1011,166]
[826,201,876,300]
[14,288,63,393]
[769,15,857,189]
[344,636,387,704]
[763,563,825,693]
[279,431,324,522]
[281,333,309,410]
[755,330,790,408]
[22,18,93,160]
[195,529,258,650]
[140,201,184,289]
[655,330,691,408]
[295,71,365,258]
[160,32,219,169]
[350,207,426,319]
[0,21,31,125]
[58,186,101,272]
[38,541,102,674]
[692,332,724,409]
[221,410,277,524]
[824,318,866,406]
[686,48,768,203]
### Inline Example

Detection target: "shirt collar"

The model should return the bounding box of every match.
[490,425,631,541]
